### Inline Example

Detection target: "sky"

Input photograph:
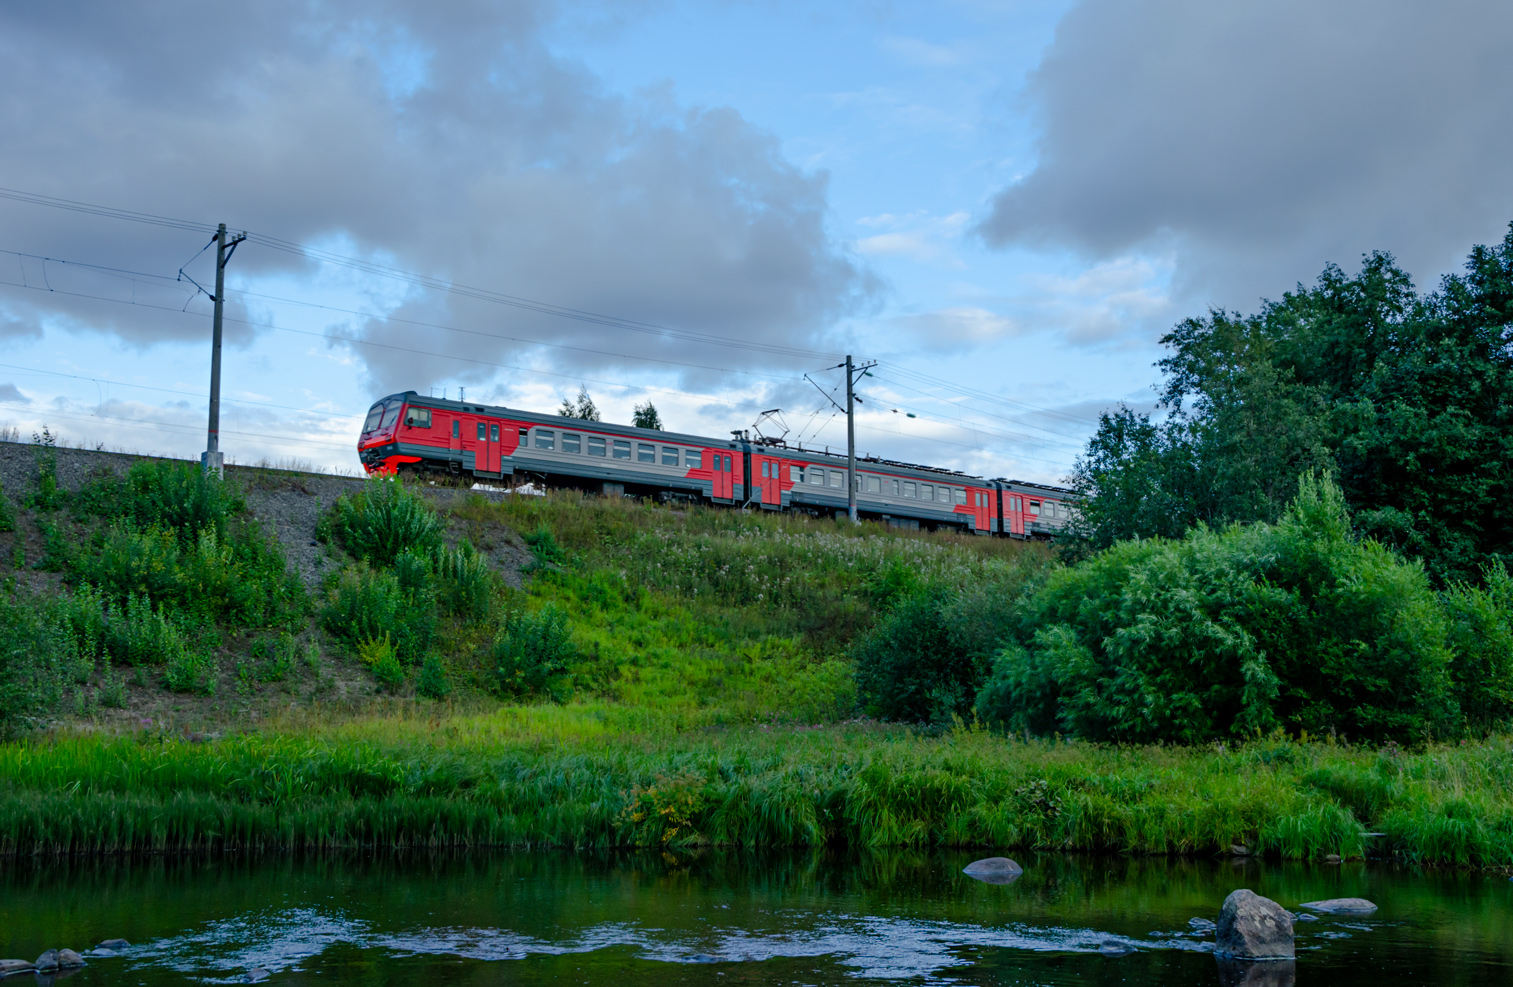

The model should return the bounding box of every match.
[3,0,1512,482]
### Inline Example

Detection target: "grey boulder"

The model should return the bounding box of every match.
[1297,897,1377,915]
[1189,917,1217,933]
[962,857,1023,885]
[34,952,59,973]
[56,951,86,969]
[0,960,36,977]
[95,940,130,951]
[1215,889,1295,960]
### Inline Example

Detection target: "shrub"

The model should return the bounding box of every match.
[324,476,444,566]
[494,604,576,699]
[1441,562,1513,731]
[97,674,129,709]
[522,527,568,568]
[163,645,217,695]
[416,653,451,699]
[102,594,189,667]
[27,427,65,512]
[433,540,494,620]
[322,565,433,663]
[77,459,240,545]
[357,634,405,691]
[977,474,1460,744]
[0,593,70,736]
[248,632,299,683]
[0,479,15,532]
[853,585,1017,726]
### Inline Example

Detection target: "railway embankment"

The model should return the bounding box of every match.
[0,437,1510,868]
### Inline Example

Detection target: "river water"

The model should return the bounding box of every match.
[1,851,1509,985]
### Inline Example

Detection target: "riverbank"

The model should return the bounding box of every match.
[3,708,1510,867]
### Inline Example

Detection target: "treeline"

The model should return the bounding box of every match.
[1069,224,1513,586]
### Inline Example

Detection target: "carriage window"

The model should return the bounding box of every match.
[922,484,934,501]
[890,479,899,496]
[662,446,679,466]
[1029,500,1041,515]
[612,440,631,460]
[903,482,916,498]
[866,475,881,493]
[638,443,656,463]
[724,455,733,471]
[809,469,825,485]
[686,448,701,468]
[956,488,967,505]
[562,433,581,453]
[830,471,842,488]
[588,436,606,457]
[477,423,486,441]
[405,407,431,428]
[490,424,499,441]
[535,429,555,450]
[761,462,769,478]
[713,456,723,472]
[791,466,803,483]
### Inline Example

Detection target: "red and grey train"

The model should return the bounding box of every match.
[358,391,1074,538]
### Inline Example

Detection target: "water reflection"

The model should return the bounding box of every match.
[0,850,1507,986]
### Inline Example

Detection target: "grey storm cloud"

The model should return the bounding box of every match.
[979,0,1513,309]
[0,1,874,394]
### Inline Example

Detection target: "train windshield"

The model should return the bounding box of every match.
[362,398,402,434]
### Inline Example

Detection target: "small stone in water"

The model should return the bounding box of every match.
[1323,854,1342,864]
[1297,898,1377,915]
[1293,912,1318,922]
[1189,917,1217,932]
[1099,941,1134,956]
[687,954,720,963]
[55,950,86,969]
[244,970,270,983]
[0,959,37,977]
[33,952,59,973]
[94,940,130,951]
[962,857,1023,885]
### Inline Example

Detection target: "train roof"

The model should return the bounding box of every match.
[995,478,1078,498]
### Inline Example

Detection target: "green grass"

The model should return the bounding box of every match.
[1,712,1510,865]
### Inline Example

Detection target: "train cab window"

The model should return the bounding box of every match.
[452,420,460,438]
[477,423,487,441]
[363,404,385,432]
[686,449,701,468]
[637,443,656,463]
[562,433,581,453]
[808,468,824,485]
[662,446,679,466]
[381,405,402,430]
[490,424,499,441]
[903,482,916,498]
[1029,500,1041,515]
[588,436,606,457]
[612,440,631,460]
[536,430,555,450]
[405,407,431,428]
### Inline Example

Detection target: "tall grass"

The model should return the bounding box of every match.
[0,719,1509,865]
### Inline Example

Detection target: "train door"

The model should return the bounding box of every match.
[448,416,462,454]
[482,421,501,474]
[709,449,732,500]
[729,450,744,502]
[754,455,780,505]
[973,488,993,532]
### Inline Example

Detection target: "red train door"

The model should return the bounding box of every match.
[974,489,992,531]
[710,449,734,500]
[483,421,501,473]
[762,456,780,504]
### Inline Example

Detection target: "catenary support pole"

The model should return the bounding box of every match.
[201,223,246,478]
[846,354,857,523]
[202,224,227,477]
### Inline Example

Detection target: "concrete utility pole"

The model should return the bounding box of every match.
[844,354,877,523]
[202,223,246,477]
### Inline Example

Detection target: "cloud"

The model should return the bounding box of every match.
[978,0,1513,309]
[0,2,875,394]
[854,211,970,263]
[0,383,30,405]
[890,306,1020,350]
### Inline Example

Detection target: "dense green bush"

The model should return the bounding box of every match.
[324,476,444,566]
[74,523,306,627]
[1441,562,1513,731]
[494,604,576,699]
[853,585,1019,726]
[322,565,434,663]
[433,540,494,619]
[0,593,72,736]
[77,459,240,545]
[977,475,1463,743]
[0,479,15,533]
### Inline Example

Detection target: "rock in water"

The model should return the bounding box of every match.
[1297,897,1377,915]
[34,952,59,973]
[94,940,130,951]
[1189,917,1217,933]
[243,970,270,983]
[1214,889,1294,960]
[1098,941,1134,956]
[55,951,86,969]
[962,857,1023,885]
[0,959,37,976]
[1216,957,1297,987]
